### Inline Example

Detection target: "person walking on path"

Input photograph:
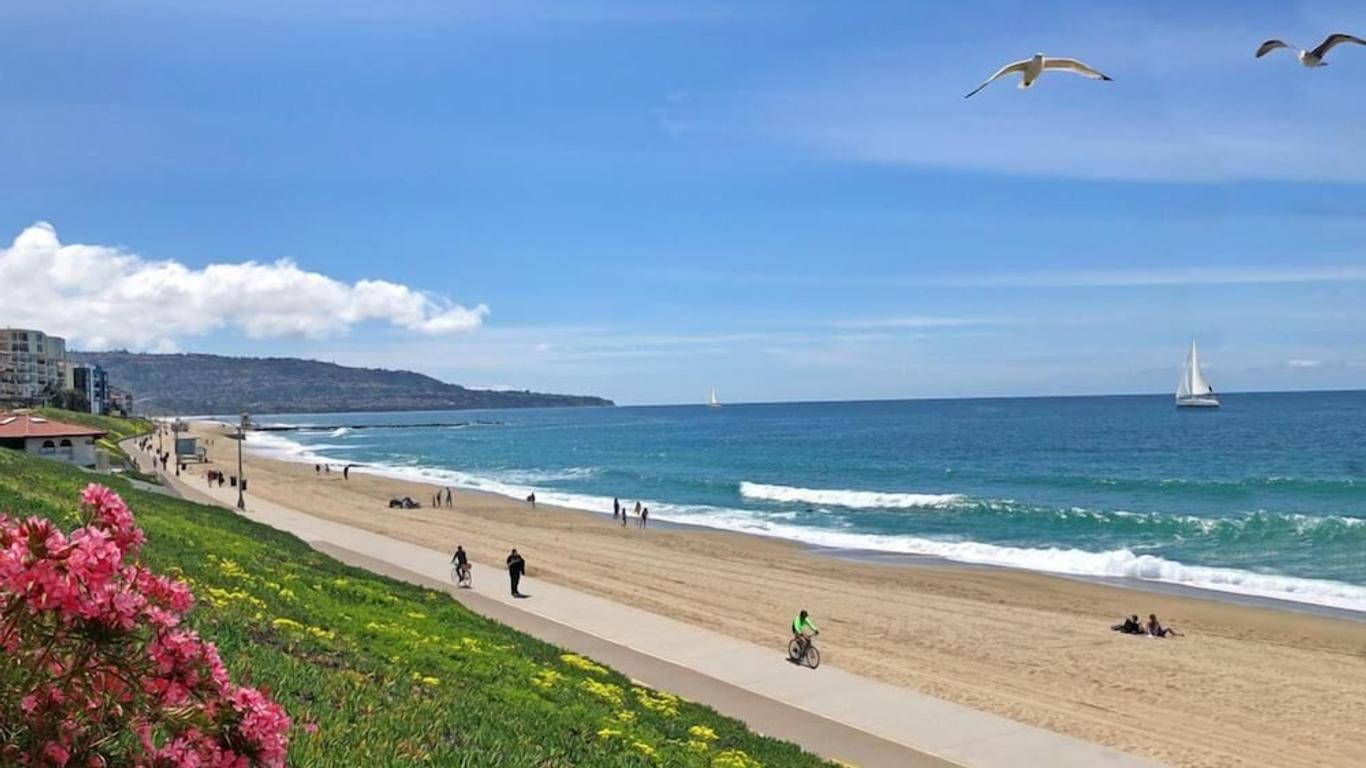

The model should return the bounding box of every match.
[506,549,527,597]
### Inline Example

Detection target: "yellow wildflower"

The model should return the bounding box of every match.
[688,725,718,742]
[596,728,622,741]
[405,611,427,621]
[633,687,680,717]
[632,741,657,759]
[560,653,609,676]
[613,710,636,724]
[579,678,624,707]
[270,617,303,631]
[421,676,441,687]
[530,669,563,690]
[712,749,763,768]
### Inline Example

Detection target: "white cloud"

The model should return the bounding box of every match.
[1287,359,1321,368]
[0,222,488,349]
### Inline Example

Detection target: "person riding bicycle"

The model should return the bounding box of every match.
[451,545,470,581]
[791,609,818,653]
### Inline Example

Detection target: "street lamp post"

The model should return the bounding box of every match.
[236,412,248,511]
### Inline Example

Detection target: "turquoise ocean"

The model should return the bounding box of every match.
[237,391,1366,612]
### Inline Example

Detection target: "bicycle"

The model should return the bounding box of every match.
[451,562,472,589]
[787,633,821,669]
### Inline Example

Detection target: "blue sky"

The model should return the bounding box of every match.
[2,0,1365,404]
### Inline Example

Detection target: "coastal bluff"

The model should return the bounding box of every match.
[71,351,613,415]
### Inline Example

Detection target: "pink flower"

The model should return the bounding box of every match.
[43,741,71,766]
[2,485,292,765]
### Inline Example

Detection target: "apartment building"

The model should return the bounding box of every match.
[70,363,110,415]
[0,328,68,406]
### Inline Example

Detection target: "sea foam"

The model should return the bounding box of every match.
[740,481,962,509]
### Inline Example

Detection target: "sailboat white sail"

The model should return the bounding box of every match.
[1176,340,1219,408]
[708,387,720,408]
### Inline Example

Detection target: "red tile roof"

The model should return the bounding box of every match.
[0,413,107,439]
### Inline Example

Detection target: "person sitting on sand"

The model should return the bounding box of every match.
[1111,615,1143,635]
[1146,613,1181,638]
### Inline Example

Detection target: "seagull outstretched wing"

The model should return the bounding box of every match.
[1043,57,1112,80]
[1256,39,1293,58]
[1312,33,1366,59]
[964,60,1028,99]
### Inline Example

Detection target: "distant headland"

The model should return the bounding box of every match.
[70,350,613,415]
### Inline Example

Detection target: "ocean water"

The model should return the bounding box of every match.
[237,391,1366,612]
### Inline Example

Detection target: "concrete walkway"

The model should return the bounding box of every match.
[134,440,1162,768]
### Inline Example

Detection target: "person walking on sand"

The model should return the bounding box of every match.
[641,506,649,528]
[506,549,526,597]
[343,464,350,480]
[613,497,620,520]
[445,487,453,507]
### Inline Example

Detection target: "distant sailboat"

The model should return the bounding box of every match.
[1176,340,1219,408]
[708,387,721,408]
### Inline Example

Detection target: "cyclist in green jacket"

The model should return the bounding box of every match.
[791,609,818,654]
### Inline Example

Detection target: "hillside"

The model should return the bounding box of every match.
[0,448,830,766]
[71,351,612,415]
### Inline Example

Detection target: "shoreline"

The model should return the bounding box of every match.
[237,424,1366,618]
[171,419,1366,768]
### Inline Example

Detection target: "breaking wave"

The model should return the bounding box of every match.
[739,481,962,509]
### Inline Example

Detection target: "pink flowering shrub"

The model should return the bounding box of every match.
[0,484,290,767]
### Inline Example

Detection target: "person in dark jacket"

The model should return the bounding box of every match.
[1111,615,1143,635]
[506,549,527,597]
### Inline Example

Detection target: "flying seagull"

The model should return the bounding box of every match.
[1255,34,1366,67]
[964,53,1112,99]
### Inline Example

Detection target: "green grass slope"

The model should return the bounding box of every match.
[0,449,832,768]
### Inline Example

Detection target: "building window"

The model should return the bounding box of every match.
[40,440,56,455]
[59,439,72,447]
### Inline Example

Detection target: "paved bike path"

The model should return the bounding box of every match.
[138,440,1161,768]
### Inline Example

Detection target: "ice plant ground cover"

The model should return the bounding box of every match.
[0,448,834,767]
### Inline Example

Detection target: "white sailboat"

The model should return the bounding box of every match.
[708,387,720,408]
[1176,340,1219,408]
